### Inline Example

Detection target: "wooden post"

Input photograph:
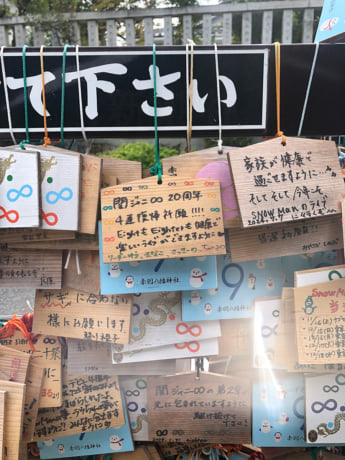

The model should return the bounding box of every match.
[106,19,117,46]
[241,11,252,44]
[163,15,172,46]
[125,18,135,46]
[87,20,99,46]
[261,10,273,44]
[282,9,293,43]
[222,13,232,44]
[202,14,212,45]
[302,8,314,43]
[183,15,192,43]
[144,17,153,45]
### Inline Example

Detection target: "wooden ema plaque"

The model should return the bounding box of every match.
[0,332,62,408]
[294,277,345,364]
[0,228,75,244]
[33,372,125,440]
[67,338,176,376]
[0,345,30,383]
[101,157,142,187]
[228,216,343,262]
[79,154,102,234]
[22,363,44,442]
[33,288,132,344]
[147,372,251,443]
[9,232,99,250]
[228,137,345,228]
[101,175,226,263]
[0,148,40,228]
[0,380,25,460]
[62,250,100,295]
[0,391,4,460]
[218,319,252,357]
[0,244,62,289]
[25,145,82,232]
[162,147,241,228]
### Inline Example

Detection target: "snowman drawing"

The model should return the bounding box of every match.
[125,275,134,288]
[108,263,123,278]
[189,268,207,288]
[109,435,124,451]
[190,290,202,305]
[248,273,256,290]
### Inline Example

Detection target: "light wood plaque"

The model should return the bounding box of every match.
[228,137,345,227]
[101,175,226,263]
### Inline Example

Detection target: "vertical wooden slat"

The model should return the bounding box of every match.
[222,13,232,45]
[241,11,252,44]
[0,26,8,46]
[125,18,135,46]
[202,14,212,45]
[14,24,25,46]
[282,9,293,43]
[302,8,314,43]
[163,16,172,46]
[106,20,117,46]
[33,29,45,46]
[71,22,81,45]
[261,10,273,44]
[87,20,99,46]
[183,15,192,44]
[144,17,153,46]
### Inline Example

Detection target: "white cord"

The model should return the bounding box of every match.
[214,43,223,154]
[64,249,82,275]
[297,42,319,137]
[0,46,16,144]
[75,45,89,152]
[75,249,81,275]
[64,249,72,269]
[185,42,189,145]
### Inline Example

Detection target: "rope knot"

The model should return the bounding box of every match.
[43,136,51,147]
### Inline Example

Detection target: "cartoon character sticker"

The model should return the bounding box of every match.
[190,290,202,305]
[248,273,256,290]
[125,275,134,288]
[189,268,207,288]
[260,420,272,433]
[108,263,123,278]
[109,434,124,451]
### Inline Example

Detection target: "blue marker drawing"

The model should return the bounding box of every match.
[46,187,73,204]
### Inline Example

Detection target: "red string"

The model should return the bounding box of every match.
[249,452,265,460]
[0,314,37,352]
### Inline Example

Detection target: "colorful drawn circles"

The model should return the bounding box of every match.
[136,379,147,390]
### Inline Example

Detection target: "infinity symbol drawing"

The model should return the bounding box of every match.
[0,206,19,223]
[176,322,202,337]
[323,385,339,393]
[261,324,278,338]
[104,237,115,242]
[42,210,58,226]
[46,187,73,204]
[311,399,337,414]
[175,341,200,353]
[7,184,32,202]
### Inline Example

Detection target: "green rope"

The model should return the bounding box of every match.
[19,45,29,149]
[149,44,162,184]
[60,44,72,148]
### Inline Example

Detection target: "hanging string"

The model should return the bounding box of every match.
[297,42,319,137]
[273,42,286,146]
[1,47,16,144]
[0,314,36,351]
[40,45,52,147]
[64,249,82,275]
[185,42,190,151]
[75,45,90,153]
[60,44,72,149]
[149,44,162,184]
[186,39,195,153]
[214,43,223,154]
[20,45,30,149]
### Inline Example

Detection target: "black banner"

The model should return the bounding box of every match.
[0,44,344,140]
